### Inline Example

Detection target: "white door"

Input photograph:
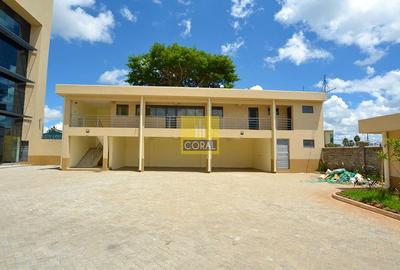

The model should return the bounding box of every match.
[277,139,289,169]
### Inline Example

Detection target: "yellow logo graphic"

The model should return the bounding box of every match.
[180,116,220,155]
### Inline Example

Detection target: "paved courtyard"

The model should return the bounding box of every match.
[0,166,399,270]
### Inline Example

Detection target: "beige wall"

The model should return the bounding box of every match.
[144,138,207,168]
[4,0,58,163]
[253,139,272,171]
[109,137,139,170]
[388,131,400,179]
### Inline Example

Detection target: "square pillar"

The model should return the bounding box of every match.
[61,135,70,170]
[271,100,277,173]
[138,96,145,172]
[383,132,390,189]
[102,136,109,171]
[207,98,212,173]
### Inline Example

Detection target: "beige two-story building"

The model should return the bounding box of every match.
[56,85,326,173]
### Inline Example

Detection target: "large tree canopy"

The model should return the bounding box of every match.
[126,43,239,88]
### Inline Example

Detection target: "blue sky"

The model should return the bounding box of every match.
[45,0,400,143]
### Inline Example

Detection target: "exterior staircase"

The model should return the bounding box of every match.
[76,144,103,168]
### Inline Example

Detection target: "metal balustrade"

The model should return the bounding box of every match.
[145,116,206,129]
[276,117,293,130]
[70,114,293,130]
[213,117,272,130]
[70,114,139,128]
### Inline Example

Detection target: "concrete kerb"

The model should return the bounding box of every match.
[332,192,400,221]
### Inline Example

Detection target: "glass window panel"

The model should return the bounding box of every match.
[0,76,25,114]
[186,108,196,116]
[303,139,315,148]
[0,2,31,41]
[0,37,28,76]
[0,115,22,163]
[302,105,314,114]
[212,107,223,117]
[116,104,129,116]
[195,108,205,116]
[177,107,186,116]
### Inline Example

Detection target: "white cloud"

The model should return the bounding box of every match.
[52,0,115,43]
[177,0,191,5]
[230,0,256,30]
[221,38,244,56]
[179,19,192,38]
[275,0,400,65]
[318,70,400,142]
[265,31,332,66]
[250,85,263,90]
[366,66,375,77]
[98,69,129,85]
[44,105,63,122]
[120,7,137,22]
[232,21,241,30]
[231,0,255,19]
[152,0,162,4]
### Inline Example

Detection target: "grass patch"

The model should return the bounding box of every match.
[339,189,400,214]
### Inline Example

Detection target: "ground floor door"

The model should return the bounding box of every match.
[277,139,289,169]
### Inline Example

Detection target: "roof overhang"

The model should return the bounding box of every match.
[359,113,400,134]
[56,85,327,102]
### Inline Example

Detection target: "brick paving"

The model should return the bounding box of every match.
[0,166,399,269]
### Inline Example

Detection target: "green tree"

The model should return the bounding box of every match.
[126,43,239,88]
[342,137,349,147]
[354,135,361,143]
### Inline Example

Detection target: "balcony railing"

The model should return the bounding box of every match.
[70,114,293,130]
[276,117,293,130]
[70,114,139,128]
[145,116,272,130]
[213,117,272,130]
[145,116,206,129]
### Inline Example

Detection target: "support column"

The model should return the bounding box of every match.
[138,96,145,172]
[271,100,277,173]
[383,132,390,189]
[61,98,71,170]
[207,98,212,173]
[61,135,70,170]
[102,136,109,170]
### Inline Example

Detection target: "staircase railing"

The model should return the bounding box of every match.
[90,143,103,166]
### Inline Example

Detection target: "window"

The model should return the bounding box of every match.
[0,1,31,41]
[0,76,25,114]
[116,104,129,116]
[212,107,223,117]
[0,38,28,76]
[302,105,314,113]
[303,139,315,148]
[145,106,205,117]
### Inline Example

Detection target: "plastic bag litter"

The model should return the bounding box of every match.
[319,168,357,184]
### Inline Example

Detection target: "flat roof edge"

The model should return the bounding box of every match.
[55,84,327,101]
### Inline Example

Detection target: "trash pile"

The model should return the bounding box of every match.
[319,168,367,185]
